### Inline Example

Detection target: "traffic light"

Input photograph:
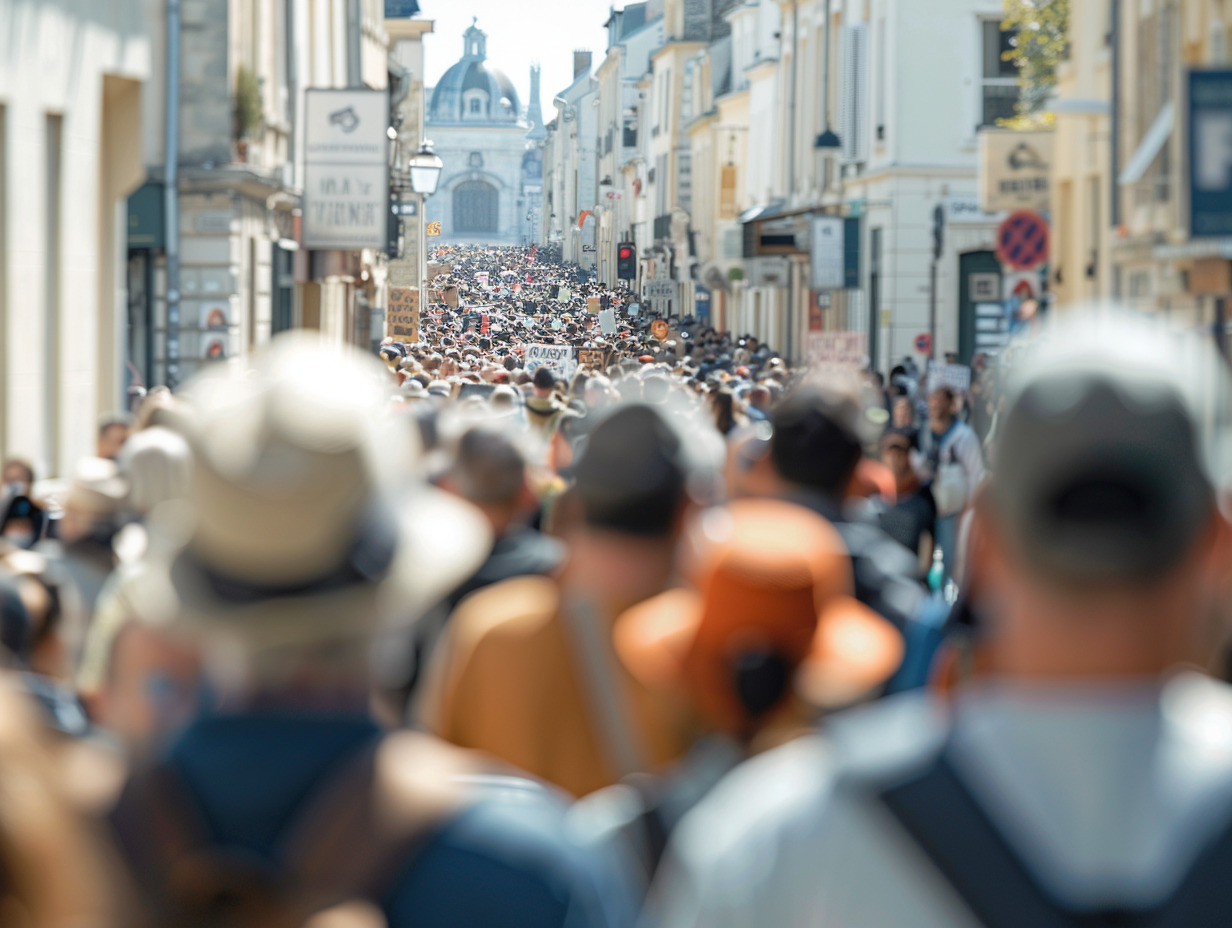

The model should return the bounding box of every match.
[932,204,945,262]
[617,242,637,280]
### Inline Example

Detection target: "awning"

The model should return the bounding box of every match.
[738,199,787,225]
[1119,101,1174,185]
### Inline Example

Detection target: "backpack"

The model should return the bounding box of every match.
[110,731,481,928]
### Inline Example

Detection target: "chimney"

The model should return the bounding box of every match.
[573,50,592,79]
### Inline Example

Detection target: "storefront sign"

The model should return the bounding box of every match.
[303,89,389,250]
[979,129,1053,212]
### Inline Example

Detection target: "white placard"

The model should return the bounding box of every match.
[927,363,973,394]
[303,89,389,250]
[524,344,579,380]
[598,309,617,335]
[806,331,867,368]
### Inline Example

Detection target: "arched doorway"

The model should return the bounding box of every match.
[453,181,499,234]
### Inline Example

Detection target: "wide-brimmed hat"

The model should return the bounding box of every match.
[614,499,902,731]
[129,333,490,650]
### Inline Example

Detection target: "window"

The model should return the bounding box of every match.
[469,98,482,114]
[979,20,1019,128]
[453,180,499,234]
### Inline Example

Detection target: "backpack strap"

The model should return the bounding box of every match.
[281,730,481,909]
[876,749,1232,928]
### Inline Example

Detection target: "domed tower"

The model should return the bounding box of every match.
[428,19,522,125]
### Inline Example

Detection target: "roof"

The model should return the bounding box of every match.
[428,21,523,126]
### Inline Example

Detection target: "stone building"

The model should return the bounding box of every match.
[425,21,543,245]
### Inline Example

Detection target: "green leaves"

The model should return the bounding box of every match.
[1000,0,1070,127]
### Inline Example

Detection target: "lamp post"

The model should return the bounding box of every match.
[407,142,443,330]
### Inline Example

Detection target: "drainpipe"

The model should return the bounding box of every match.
[165,0,181,388]
[1109,0,1121,299]
[348,0,363,87]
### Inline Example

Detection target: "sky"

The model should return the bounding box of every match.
[421,0,616,116]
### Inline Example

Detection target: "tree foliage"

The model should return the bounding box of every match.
[1001,0,1070,128]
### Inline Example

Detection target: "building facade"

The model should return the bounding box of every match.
[0,0,150,477]
[425,21,543,246]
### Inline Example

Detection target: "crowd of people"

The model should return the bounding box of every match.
[0,243,1230,926]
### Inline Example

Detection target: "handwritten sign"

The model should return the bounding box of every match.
[806,331,867,368]
[426,222,442,236]
[578,348,611,371]
[385,288,419,341]
[927,363,973,395]
[524,344,578,380]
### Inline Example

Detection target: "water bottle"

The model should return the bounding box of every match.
[928,547,945,593]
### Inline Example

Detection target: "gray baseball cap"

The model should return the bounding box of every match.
[989,311,1230,582]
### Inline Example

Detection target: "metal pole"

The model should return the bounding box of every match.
[419,191,427,341]
[165,0,181,389]
[347,0,363,88]
[928,259,938,360]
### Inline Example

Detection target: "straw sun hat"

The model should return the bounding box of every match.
[124,334,490,651]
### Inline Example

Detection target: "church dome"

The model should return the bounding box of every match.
[429,21,522,125]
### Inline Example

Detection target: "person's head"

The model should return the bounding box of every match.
[118,427,193,519]
[121,334,490,706]
[747,385,772,411]
[928,385,956,430]
[615,500,902,740]
[59,458,128,546]
[1,459,34,497]
[769,385,865,498]
[97,415,132,461]
[532,366,557,398]
[879,428,918,486]
[710,387,737,436]
[572,405,690,542]
[891,395,915,429]
[443,424,534,536]
[973,313,1232,682]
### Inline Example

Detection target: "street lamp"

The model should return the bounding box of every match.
[408,141,443,196]
[407,142,443,335]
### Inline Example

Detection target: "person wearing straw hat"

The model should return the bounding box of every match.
[106,335,636,928]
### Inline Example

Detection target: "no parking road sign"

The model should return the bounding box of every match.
[996,210,1049,271]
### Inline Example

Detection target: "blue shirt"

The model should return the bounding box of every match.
[163,714,636,928]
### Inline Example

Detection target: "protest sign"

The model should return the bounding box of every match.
[598,309,617,335]
[578,348,611,370]
[927,363,973,394]
[385,288,419,341]
[806,331,867,368]
[524,343,578,380]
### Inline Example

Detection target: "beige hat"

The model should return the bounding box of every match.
[65,458,128,517]
[129,333,490,650]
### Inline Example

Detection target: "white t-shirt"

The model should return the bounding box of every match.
[650,673,1232,927]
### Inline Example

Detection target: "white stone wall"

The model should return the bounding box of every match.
[0,0,150,477]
